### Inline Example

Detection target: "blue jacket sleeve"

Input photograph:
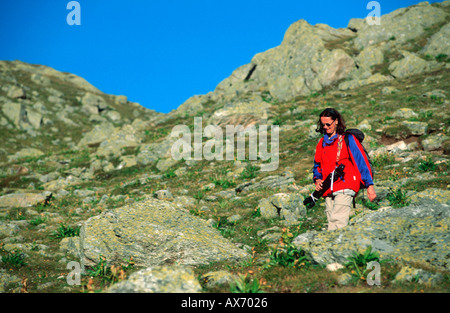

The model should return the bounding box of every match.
[313,161,322,182]
[347,134,374,187]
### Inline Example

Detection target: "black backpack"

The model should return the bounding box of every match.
[344,128,374,183]
[344,129,375,208]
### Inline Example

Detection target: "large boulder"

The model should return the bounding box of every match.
[388,51,430,78]
[2,102,23,127]
[78,123,115,147]
[314,49,355,87]
[79,197,250,269]
[107,265,202,293]
[95,124,143,157]
[293,200,449,269]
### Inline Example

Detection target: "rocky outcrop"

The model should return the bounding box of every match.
[293,199,449,270]
[349,2,447,49]
[168,1,449,119]
[80,197,250,269]
[212,19,356,107]
[389,51,436,78]
[422,22,450,57]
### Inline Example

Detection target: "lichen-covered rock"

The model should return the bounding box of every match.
[409,188,450,206]
[77,122,115,147]
[351,2,447,49]
[107,265,202,293]
[0,191,52,208]
[200,270,238,288]
[393,266,444,285]
[293,201,449,269]
[7,148,44,162]
[421,134,449,151]
[80,197,250,269]
[237,170,295,193]
[257,193,306,225]
[388,51,430,78]
[0,269,21,293]
[422,22,450,57]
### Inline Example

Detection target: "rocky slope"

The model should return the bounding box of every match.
[0,1,449,293]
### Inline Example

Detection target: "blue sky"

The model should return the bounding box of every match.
[0,1,444,113]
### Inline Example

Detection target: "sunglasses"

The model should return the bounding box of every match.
[321,120,336,128]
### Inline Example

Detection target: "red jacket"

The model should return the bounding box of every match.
[313,133,373,197]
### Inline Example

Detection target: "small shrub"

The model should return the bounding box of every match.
[239,164,260,180]
[345,246,383,281]
[1,247,26,268]
[435,54,448,62]
[86,255,134,285]
[29,215,47,226]
[386,187,410,208]
[418,157,436,172]
[210,177,236,189]
[51,223,80,239]
[358,198,380,211]
[230,273,264,293]
[265,228,310,269]
[163,169,177,179]
[372,152,395,168]
[384,125,412,140]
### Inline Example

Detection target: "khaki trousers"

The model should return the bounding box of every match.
[325,194,353,230]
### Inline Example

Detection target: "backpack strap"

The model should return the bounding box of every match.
[336,134,344,164]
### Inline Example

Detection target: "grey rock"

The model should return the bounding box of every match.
[0,223,21,237]
[79,197,250,269]
[351,3,447,49]
[7,85,26,99]
[0,191,52,209]
[200,270,238,288]
[422,134,449,151]
[257,192,306,225]
[95,125,143,158]
[422,23,450,57]
[389,51,429,78]
[80,92,107,115]
[237,170,295,193]
[393,266,444,285]
[403,121,428,136]
[293,201,450,269]
[59,236,81,258]
[0,269,22,293]
[156,158,178,172]
[2,102,23,127]
[8,147,44,162]
[107,265,202,293]
[153,189,174,201]
[78,123,115,147]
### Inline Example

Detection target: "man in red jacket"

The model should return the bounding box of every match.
[313,108,376,230]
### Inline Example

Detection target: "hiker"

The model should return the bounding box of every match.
[312,108,376,230]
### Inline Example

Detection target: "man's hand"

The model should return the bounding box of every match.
[367,185,376,202]
[315,179,324,191]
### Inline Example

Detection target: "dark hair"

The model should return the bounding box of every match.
[315,108,346,135]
